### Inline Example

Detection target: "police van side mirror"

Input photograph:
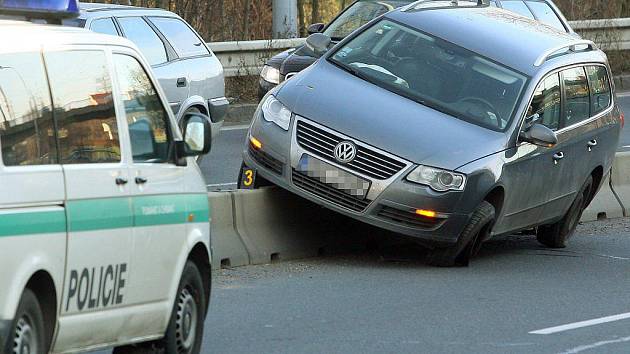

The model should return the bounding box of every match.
[178,113,211,159]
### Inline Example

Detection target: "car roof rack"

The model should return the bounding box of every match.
[402,0,487,12]
[534,40,597,67]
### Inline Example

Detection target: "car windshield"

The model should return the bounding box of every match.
[328,19,528,131]
[323,1,411,40]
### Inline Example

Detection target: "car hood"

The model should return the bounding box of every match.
[276,61,508,171]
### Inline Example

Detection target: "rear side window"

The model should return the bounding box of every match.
[586,66,612,115]
[113,54,172,163]
[562,67,590,127]
[501,0,535,19]
[46,50,121,164]
[149,17,209,58]
[0,52,57,166]
[90,18,119,36]
[118,17,168,65]
[527,73,561,130]
[525,1,565,31]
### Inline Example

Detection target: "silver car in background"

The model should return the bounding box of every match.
[66,2,229,138]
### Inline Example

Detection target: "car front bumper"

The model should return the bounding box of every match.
[242,114,472,245]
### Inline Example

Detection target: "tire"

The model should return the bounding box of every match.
[237,161,272,189]
[5,289,47,354]
[427,201,495,267]
[537,176,593,248]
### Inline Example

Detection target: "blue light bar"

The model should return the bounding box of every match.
[0,0,79,19]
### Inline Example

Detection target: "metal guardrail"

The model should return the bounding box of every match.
[208,18,630,78]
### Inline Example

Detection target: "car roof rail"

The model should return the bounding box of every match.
[402,0,487,12]
[534,40,597,67]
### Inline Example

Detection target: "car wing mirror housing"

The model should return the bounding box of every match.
[519,123,558,147]
[177,112,212,163]
[307,23,325,35]
[306,33,332,57]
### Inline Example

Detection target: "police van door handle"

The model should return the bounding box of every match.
[553,152,564,164]
[177,77,187,87]
[587,139,598,151]
[115,177,128,185]
[135,177,148,185]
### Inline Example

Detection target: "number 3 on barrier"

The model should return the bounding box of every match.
[239,167,257,189]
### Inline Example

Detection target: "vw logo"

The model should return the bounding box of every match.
[334,141,357,163]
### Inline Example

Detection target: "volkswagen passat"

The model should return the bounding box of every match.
[240,1,622,266]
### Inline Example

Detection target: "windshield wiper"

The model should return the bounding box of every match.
[328,59,382,88]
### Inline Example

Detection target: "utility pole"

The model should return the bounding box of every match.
[272,0,298,39]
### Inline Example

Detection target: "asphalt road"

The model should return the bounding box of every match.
[201,95,630,187]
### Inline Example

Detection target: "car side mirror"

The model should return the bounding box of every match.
[307,23,326,35]
[178,113,211,159]
[306,33,331,57]
[519,123,558,147]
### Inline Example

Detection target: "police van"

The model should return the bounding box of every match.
[0,2,212,353]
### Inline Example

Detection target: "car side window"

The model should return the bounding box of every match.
[117,17,168,66]
[501,0,535,19]
[525,1,565,31]
[562,67,590,127]
[0,52,57,166]
[149,17,209,58]
[113,54,172,163]
[586,66,612,116]
[90,18,119,36]
[527,73,561,130]
[46,50,121,164]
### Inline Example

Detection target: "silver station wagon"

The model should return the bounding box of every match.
[240,1,623,266]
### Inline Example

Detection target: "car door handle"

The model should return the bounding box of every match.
[587,139,598,151]
[135,177,148,185]
[553,152,564,164]
[177,77,187,87]
[115,177,128,185]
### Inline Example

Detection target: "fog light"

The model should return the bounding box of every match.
[250,136,262,150]
[416,209,437,218]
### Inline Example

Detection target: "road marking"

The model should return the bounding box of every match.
[207,182,237,187]
[617,92,630,98]
[559,335,630,354]
[529,312,630,335]
[623,145,630,149]
[221,124,250,131]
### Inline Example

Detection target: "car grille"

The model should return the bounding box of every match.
[376,205,443,229]
[249,145,283,175]
[291,169,371,212]
[296,121,407,180]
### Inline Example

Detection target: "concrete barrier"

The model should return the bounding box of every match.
[209,192,249,269]
[610,152,630,217]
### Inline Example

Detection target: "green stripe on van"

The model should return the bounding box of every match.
[133,194,210,226]
[0,209,66,237]
[66,198,134,232]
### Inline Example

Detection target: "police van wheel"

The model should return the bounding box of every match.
[6,289,47,354]
[162,261,206,354]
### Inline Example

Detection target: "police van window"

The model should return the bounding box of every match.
[0,52,57,166]
[113,54,172,163]
[149,17,209,58]
[527,73,561,131]
[525,1,565,31]
[46,50,121,164]
[117,17,168,65]
[501,0,535,19]
[586,66,612,116]
[91,18,119,36]
[562,67,591,127]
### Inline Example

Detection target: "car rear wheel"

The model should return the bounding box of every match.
[427,201,495,267]
[537,176,593,248]
[5,289,47,354]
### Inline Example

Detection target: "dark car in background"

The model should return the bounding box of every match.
[258,0,576,99]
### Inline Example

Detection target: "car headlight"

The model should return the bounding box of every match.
[406,165,466,192]
[260,65,281,84]
[261,95,292,130]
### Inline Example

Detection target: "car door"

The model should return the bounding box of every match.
[45,48,134,351]
[111,51,186,326]
[498,73,566,233]
[116,16,189,115]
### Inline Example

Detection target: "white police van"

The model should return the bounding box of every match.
[0,2,212,353]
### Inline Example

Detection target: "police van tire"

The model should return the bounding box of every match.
[537,176,593,249]
[427,201,495,267]
[162,261,206,354]
[5,289,47,354]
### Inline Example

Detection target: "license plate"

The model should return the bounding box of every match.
[239,166,257,189]
[297,155,371,199]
